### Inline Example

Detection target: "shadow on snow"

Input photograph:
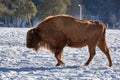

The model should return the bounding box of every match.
[0,66,80,72]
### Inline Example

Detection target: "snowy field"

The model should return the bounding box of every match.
[0,28,120,80]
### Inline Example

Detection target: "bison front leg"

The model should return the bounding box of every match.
[84,45,96,66]
[55,49,65,66]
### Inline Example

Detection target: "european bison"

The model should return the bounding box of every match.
[26,15,112,67]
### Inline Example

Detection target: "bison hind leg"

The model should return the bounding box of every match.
[98,41,112,67]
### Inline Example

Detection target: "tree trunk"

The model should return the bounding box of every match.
[4,17,7,27]
[8,16,11,27]
[16,17,19,27]
[27,15,32,27]
[3,17,5,27]
[20,19,24,27]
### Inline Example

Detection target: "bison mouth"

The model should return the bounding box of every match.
[26,43,34,48]
[27,43,40,52]
[33,45,40,52]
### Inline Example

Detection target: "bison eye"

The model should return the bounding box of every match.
[30,31,34,35]
[28,36,32,40]
[29,37,31,39]
[31,30,34,34]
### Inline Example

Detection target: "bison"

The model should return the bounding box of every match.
[26,15,112,67]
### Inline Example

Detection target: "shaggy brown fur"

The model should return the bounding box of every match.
[26,15,112,67]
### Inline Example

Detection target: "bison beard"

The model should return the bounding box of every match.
[33,44,40,52]
[26,15,112,67]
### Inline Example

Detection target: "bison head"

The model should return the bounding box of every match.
[26,28,41,52]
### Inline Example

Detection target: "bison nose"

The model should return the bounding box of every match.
[26,43,32,48]
[26,45,30,48]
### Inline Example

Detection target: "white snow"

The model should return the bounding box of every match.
[0,27,120,80]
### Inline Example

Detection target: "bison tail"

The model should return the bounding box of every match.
[97,23,108,50]
[101,24,107,43]
[98,24,109,51]
[97,23,106,44]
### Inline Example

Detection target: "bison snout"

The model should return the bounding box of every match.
[26,43,33,48]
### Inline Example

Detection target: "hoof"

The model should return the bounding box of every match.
[84,63,89,66]
[109,64,112,67]
[56,62,65,66]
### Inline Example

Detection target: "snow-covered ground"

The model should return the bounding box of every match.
[0,28,120,80]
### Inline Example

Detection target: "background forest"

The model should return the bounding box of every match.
[0,0,120,28]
